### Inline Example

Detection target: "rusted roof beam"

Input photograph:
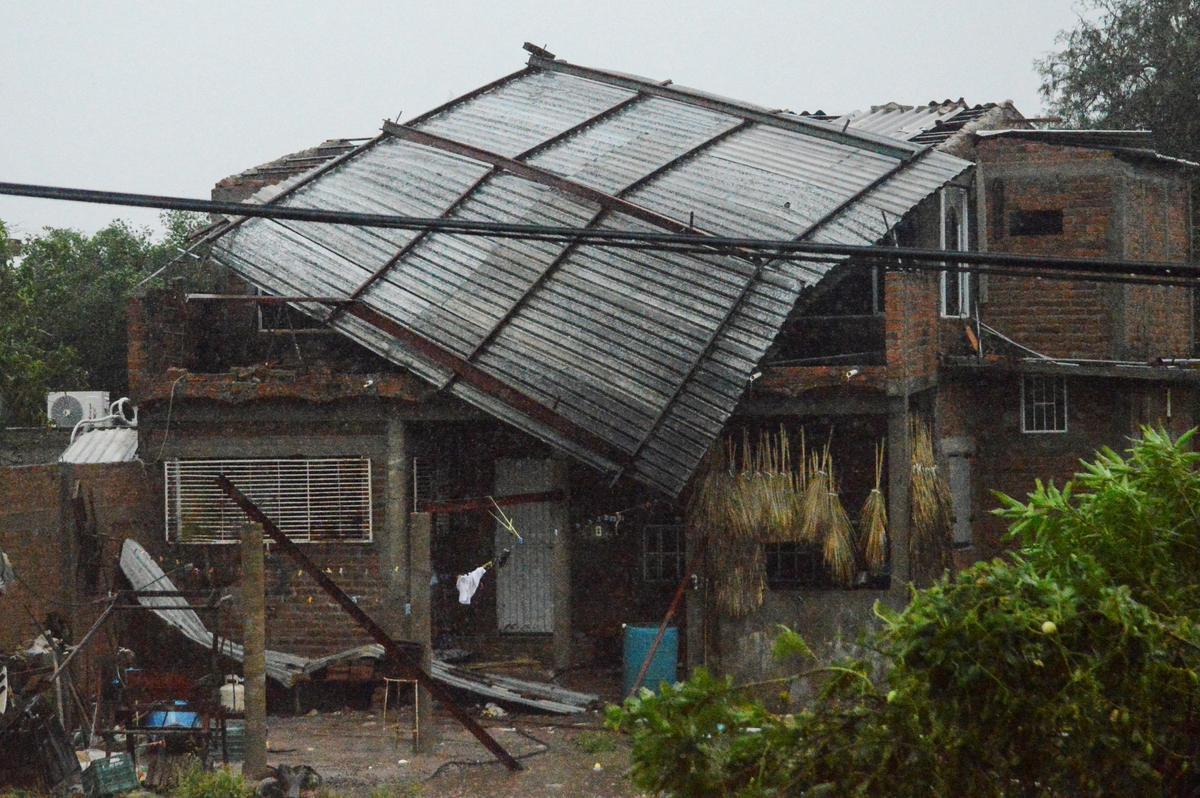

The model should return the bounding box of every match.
[327,94,649,325]
[457,119,755,367]
[382,120,705,236]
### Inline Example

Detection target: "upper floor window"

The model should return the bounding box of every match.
[940,187,971,318]
[1021,376,1068,433]
[165,457,373,543]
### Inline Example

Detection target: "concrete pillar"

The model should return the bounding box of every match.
[886,395,912,588]
[549,458,572,672]
[241,522,268,779]
[409,511,435,751]
[382,414,412,641]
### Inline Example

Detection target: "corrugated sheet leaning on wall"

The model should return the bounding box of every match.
[206,49,971,496]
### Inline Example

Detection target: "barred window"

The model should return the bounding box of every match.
[641,524,685,584]
[1021,376,1068,433]
[165,458,372,544]
[766,542,832,589]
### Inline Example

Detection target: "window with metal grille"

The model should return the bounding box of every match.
[641,524,685,583]
[1021,376,1068,433]
[766,542,833,589]
[164,458,372,544]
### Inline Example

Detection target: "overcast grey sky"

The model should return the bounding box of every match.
[0,1,1084,238]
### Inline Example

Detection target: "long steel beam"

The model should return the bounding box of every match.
[215,475,523,772]
[5,182,1200,281]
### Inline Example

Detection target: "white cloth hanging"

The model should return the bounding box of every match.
[456,566,487,605]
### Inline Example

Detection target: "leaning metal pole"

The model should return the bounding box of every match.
[214,475,523,771]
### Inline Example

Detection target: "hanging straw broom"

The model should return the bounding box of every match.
[711,532,766,617]
[859,441,888,572]
[909,419,953,576]
[798,441,832,543]
[821,459,857,587]
[686,443,768,616]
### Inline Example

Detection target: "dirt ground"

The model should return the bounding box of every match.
[264,668,644,797]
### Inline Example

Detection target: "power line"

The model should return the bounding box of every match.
[2,181,1199,286]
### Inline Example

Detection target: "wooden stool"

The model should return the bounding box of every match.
[381,677,420,748]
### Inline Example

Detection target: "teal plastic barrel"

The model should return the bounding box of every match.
[623,624,679,696]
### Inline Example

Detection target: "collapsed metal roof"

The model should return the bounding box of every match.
[798,100,1017,147]
[207,48,971,496]
[60,427,138,464]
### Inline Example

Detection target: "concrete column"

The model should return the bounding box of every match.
[886,395,912,589]
[409,511,435,751]
[550,458,572,672]
[241,522,268,779]
[382,414,412,641]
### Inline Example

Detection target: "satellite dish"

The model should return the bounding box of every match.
[49,394,84,427]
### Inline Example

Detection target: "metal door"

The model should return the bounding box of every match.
[495,458,556,634]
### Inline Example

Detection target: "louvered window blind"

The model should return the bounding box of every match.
[164,458,372,544]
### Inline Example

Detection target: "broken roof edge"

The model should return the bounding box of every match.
[524,51,925,161]
[974,128,1199,169]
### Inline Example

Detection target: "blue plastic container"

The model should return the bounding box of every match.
[623,624,678,696]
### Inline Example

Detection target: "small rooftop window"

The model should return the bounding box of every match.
[1008,209,1063,236]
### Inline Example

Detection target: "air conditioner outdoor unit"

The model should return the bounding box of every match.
[46,391,110,429]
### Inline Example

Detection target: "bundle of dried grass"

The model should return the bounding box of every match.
[711,532,766,617]
[686,443,767,616]
[694,428,805,543]
[798,444,832,543]
[909,419,953,577]
[822,486,857,587]
[859,441,888,571]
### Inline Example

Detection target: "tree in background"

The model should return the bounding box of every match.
[0,212,203,426]
[1038,0,1200,162]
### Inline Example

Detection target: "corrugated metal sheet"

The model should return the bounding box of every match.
[60,428,138,464]
[836,101,970,141]
[209,54,972,496]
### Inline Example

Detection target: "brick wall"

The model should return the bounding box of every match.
[0,461,155,696]
[1122,172,1193,358]
[968,375,1133,561]
[0,465,67,651]
[884,270,940,385]
[976,138,1192,360]
[137,404,394,658]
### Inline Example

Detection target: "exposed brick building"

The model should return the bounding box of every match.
[3,51,1194,698]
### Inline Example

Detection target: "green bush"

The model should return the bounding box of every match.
[609,428,1200,796]
[172,763,253,798]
